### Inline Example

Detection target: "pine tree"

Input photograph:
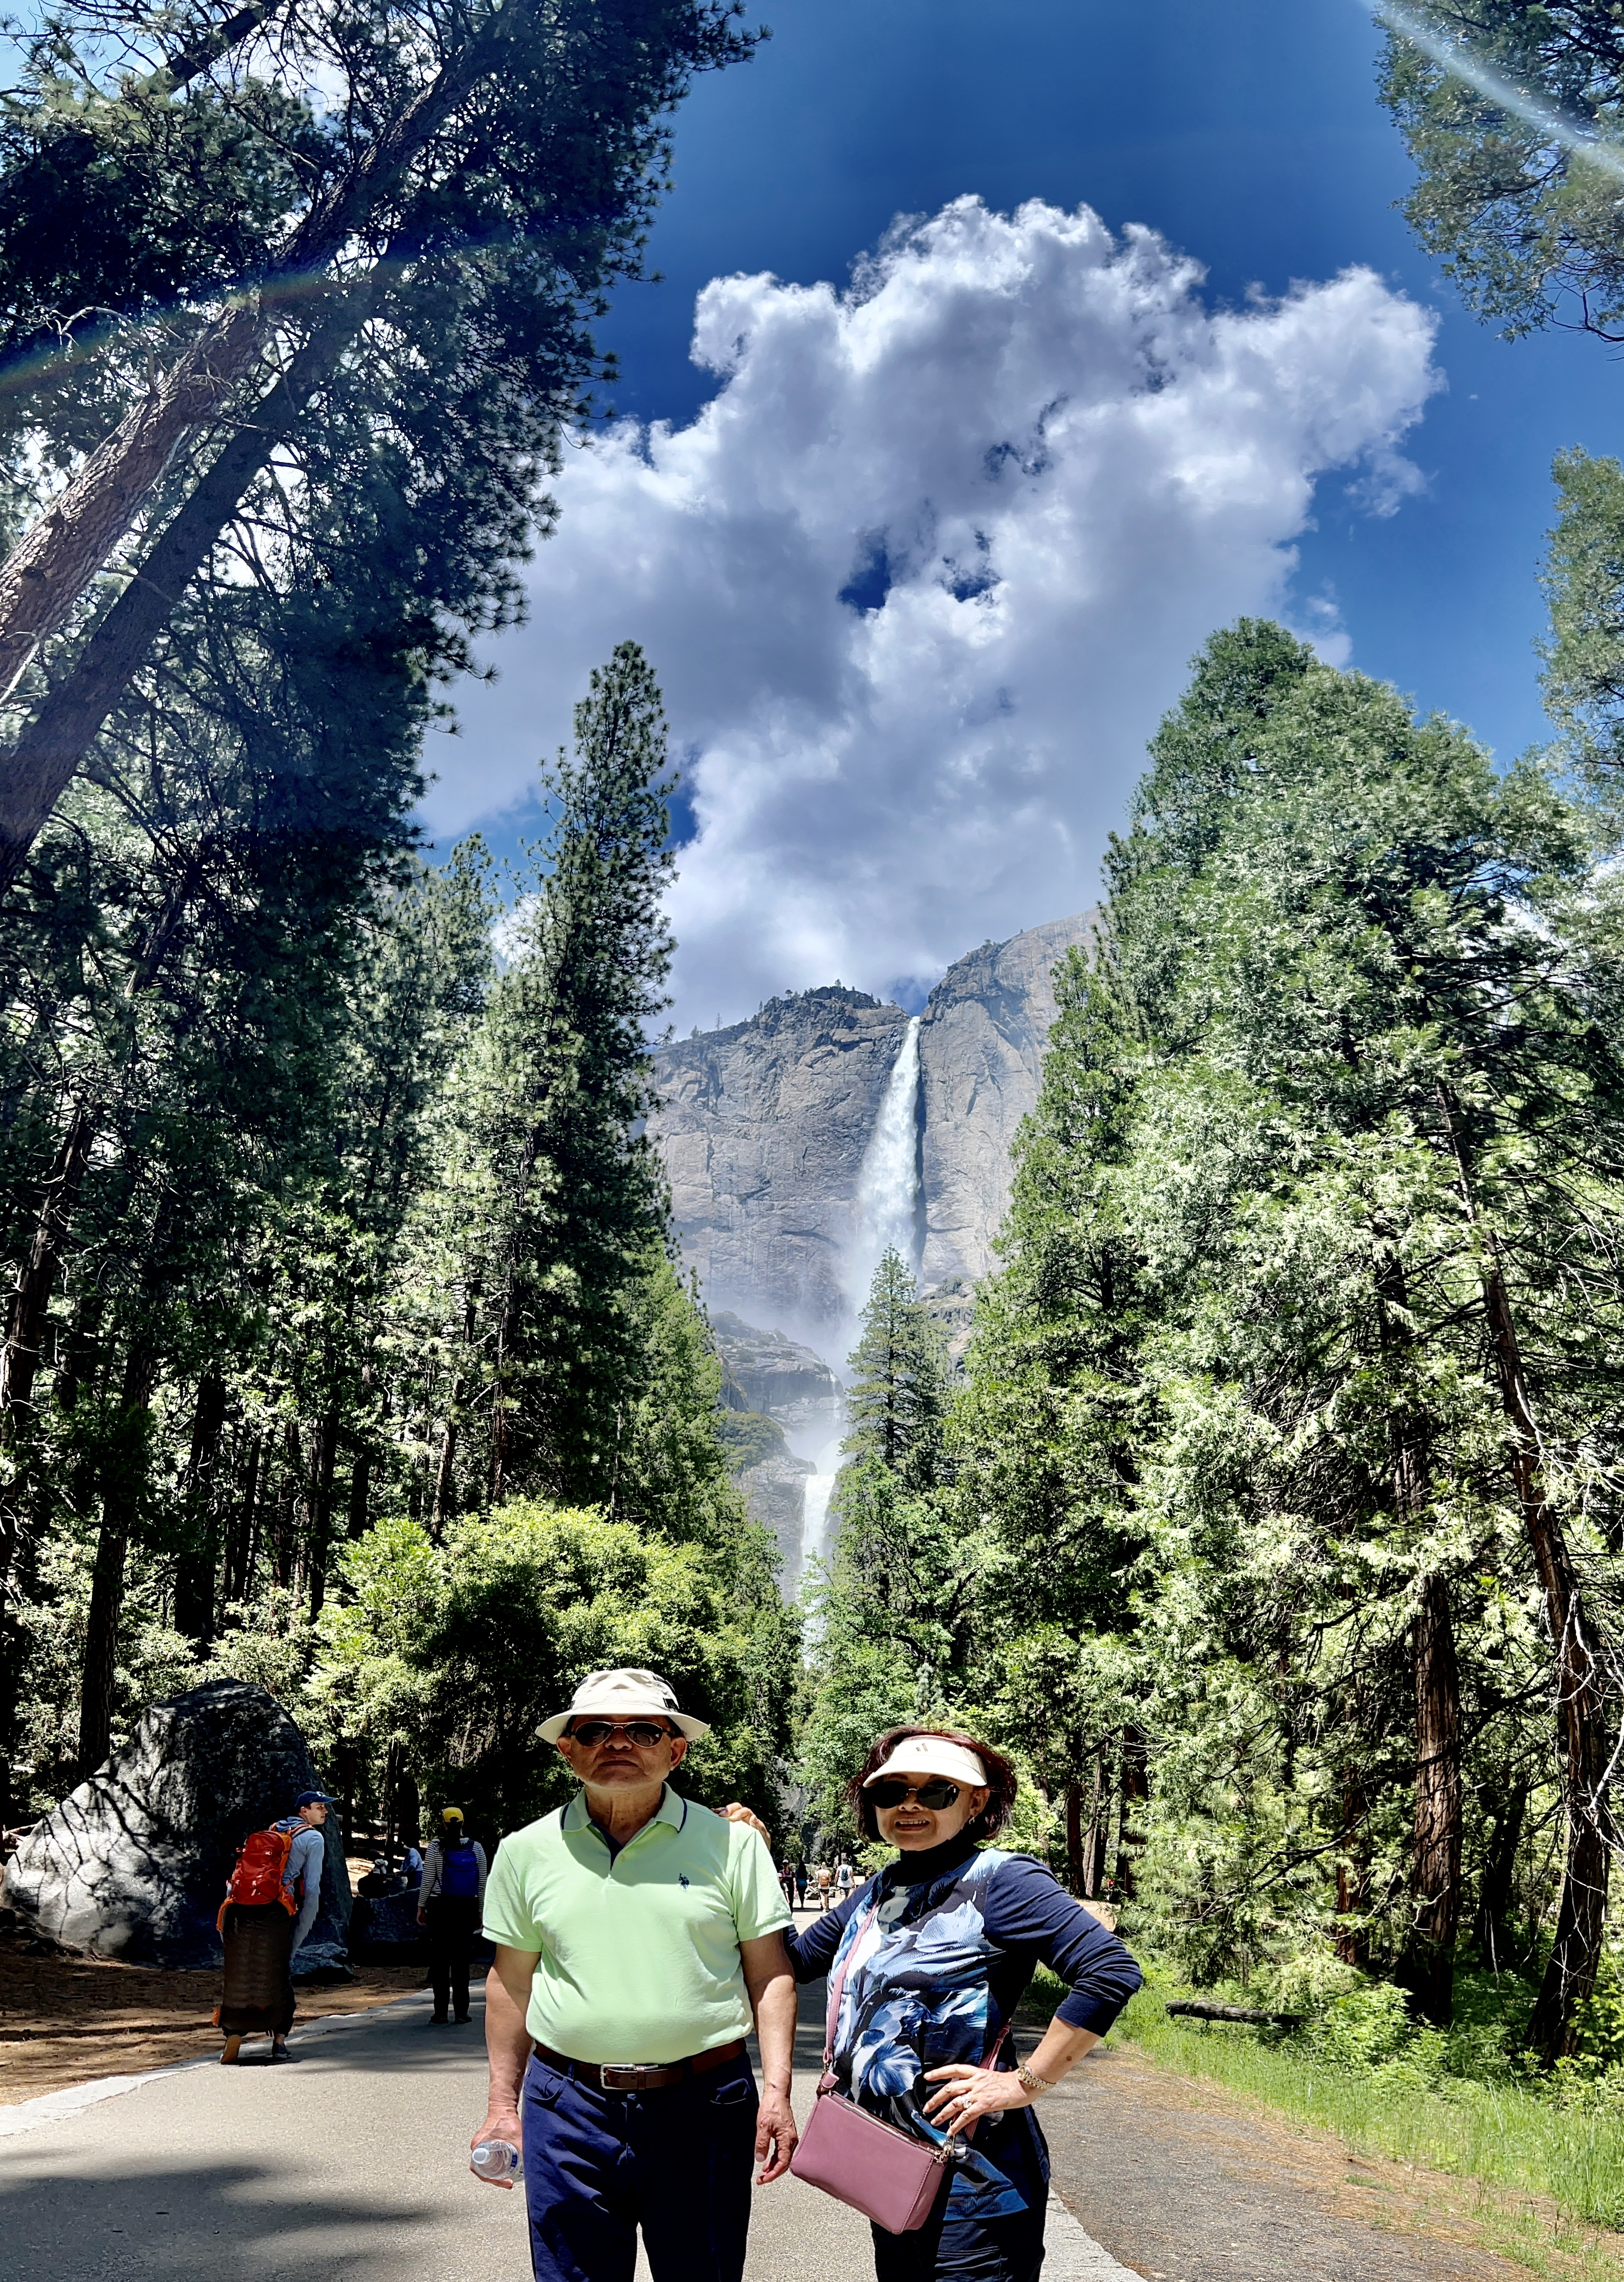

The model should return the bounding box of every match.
[842,1245,949,1491]
[954,625,1624,2053]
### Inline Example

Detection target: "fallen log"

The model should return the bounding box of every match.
[1164,1999,1305,2027]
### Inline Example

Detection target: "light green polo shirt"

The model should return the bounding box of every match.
[481,1786,792,2065]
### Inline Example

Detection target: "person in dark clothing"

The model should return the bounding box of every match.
[783,1726,1141,2282]
[417,1806,487,2024]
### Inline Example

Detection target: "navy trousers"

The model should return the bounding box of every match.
[521,2048,759,2282]
[871,2199,1046,2281]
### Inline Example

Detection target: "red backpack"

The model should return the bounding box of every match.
[217,1824,298,1928]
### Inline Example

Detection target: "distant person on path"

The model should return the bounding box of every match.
[795,1862,809,1908]
[779,1862,797,1913]
[814,1861,832,1905]
[417,1807,487,2024]
[790,1728,1142,2282]
[835,1858,854,1897]
[217,1789,335,2064]
[473,1667,798,2282]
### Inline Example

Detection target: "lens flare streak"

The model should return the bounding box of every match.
[1373,0,1624,184]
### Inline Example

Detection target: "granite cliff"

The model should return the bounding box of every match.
[652,910,1095,1343]
[918,913,1098,1291]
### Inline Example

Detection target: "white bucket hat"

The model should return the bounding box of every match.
[862,1736,988,1791]
[539,1667,711,1745]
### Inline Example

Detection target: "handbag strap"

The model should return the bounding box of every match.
[822,1890,884,2070]
[820,1878,1014,2078]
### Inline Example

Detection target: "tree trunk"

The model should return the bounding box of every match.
[272,1422,300,1588]
[1412,1571,1462,2026]
[0,300,267,712]
[307,1407,339,1622]
[174,1372,227,1645]
[432,1412,458,1535]
[0,1104,96,1438]
[0,11,523,874]
[1065,1778,1084,1897]
[1080,1757,1105,1897]
[0,286,374,892]
[1476,1781,1528,1973]
[77,1347,154,1772]
[77,1515,129,1776]
[1335,1680,1374,1968]
[53,1287,106,1418]
[0,1104,98,1639]
[226,1430,263,1608]
[1375,1243,1462,2017]
[1334,1784,1373,1969]
[347,1361,376,1540]
[1115,1726,1149,1899]
[491,1287,520,1505]
[348,1443,371,1541]
[1436,1082,1614,2061]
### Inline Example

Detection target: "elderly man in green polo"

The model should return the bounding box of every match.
[473,1666,797,2282]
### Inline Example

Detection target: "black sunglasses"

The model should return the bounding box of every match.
[868,1778,961,1810]
[567,1720,674,1748]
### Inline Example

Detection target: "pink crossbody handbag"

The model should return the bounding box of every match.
[788,1895,1008,2234]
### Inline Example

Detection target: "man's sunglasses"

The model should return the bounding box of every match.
[867,1778,961,1810]
[566,1720,674,1749]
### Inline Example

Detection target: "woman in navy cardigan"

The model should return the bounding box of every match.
[786,1725,1142,2282]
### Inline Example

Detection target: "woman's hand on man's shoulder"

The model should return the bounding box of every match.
[719,1801,772,1843]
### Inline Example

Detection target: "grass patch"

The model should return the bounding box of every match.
[1030,1965,1624,2273]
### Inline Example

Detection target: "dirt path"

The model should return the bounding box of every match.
[1040,2038,1615,2282]
[0,1923,420,2103]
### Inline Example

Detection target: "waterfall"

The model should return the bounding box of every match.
[798,1440,843,1586]
[797,1017,924,1600]
[848,1014,922,1313]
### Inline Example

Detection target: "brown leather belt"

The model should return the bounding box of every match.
[532,2036,747,2093]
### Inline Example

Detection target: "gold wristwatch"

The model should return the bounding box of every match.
[1016,2064,1055,2096]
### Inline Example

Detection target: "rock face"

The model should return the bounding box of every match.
[711,1313,841,1576]
[734,1449,815,1576]
[654,988,910,1337]
[652,914,1095,1339]
[712,1313,843,1439]
[918,912,1097,1288]
[1,1678,351,1970]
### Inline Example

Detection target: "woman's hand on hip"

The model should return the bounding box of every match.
[921,2063,1030,2135]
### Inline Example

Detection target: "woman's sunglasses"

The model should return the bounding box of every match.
[867,1778,961,1810]
[566,1720,673,1748]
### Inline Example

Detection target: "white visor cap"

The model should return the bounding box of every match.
[862,1736,989,1792]
[539,1666,710,1745]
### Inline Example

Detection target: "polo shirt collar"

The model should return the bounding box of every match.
[563,1784,686,1843]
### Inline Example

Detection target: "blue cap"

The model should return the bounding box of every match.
[295,1789,339,1809]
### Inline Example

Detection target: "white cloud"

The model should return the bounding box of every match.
[426,196,1441,1028]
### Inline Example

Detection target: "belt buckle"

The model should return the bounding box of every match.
[601,2063,660,2091]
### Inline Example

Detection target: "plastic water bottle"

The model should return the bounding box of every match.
[470,2139,520,2183]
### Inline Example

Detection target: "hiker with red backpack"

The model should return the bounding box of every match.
[417,1806,487,2024]
[217,1789,335,2064]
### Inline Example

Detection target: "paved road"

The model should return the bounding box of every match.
[0,1985,1128,2280]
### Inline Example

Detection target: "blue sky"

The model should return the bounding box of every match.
[429,0,1624,1024]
